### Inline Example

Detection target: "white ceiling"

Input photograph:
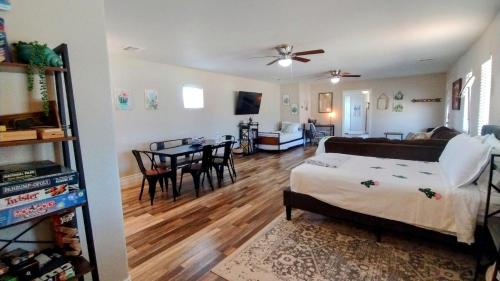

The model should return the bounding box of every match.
[104,0,500,83]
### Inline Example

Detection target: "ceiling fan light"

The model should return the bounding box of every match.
[278,58,292,67]
[330,76,341,84]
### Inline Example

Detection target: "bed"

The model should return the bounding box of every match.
[258,122,305,151]
[285,131,497,244]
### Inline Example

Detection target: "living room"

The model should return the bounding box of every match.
[0,1,500,281]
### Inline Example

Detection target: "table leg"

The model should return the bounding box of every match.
[170,156,178,200]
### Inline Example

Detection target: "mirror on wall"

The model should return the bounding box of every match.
[318,92,333,113]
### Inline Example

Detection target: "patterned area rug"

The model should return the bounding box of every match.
[212,212,474,281]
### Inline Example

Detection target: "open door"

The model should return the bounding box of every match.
[342,90,370,137]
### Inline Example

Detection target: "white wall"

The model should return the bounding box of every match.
[0,1,129,281]
[309,73,447,137]
[109,55,281,178]
[446,11,500,135]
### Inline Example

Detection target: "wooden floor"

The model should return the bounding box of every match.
[121,146,315,281]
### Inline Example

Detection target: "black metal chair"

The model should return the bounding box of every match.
[212,141,235,187]
[132,150,176,205]
[179,145,215,197]
[149,138,193,169]
[214,135,237,178]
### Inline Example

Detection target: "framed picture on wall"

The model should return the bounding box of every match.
[318,92,333,113]
[282,94,290,106]
[115,89,133,110]
[452,78,462,110]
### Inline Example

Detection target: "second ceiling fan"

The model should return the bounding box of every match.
[321,70,361,84]
[264,44,325,67]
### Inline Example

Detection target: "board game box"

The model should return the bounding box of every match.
[0,183,78,211]
[0,168,78,198]
[0,161,62,183]
[0,190,86,227]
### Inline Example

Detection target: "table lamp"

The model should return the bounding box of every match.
[328,111,336,125]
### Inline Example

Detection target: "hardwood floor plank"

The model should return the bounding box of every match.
[122,146,315,280]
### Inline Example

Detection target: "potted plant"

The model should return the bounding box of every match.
[13,41,63,116]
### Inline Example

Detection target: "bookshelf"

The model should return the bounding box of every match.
[0,44,99,280]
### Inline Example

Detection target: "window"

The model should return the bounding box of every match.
[478,56,492,135]
[183,86,204,109]
[462,71,473,133]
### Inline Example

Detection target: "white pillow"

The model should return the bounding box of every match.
[484,134,500,153]
[281,122,300,133]
[439,134,492,187]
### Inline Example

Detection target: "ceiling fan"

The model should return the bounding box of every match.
[320,70,361,84]
[255,44,325,67]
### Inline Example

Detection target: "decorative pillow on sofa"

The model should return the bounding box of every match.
[281,122,300,133]
[439,134,492,187]
[431,126,461,140]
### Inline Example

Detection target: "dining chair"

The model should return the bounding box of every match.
[212,141,235,187]
[214,135,237,178]
[179,145,215,197]
[132,150,176,205]
[149,138,192,168]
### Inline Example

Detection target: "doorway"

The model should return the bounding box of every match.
[342,90,370,137]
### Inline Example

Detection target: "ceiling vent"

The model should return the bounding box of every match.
[418,58,433,62]
[122,46,142,52]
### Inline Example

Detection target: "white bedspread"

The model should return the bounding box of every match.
[291,153,481,244]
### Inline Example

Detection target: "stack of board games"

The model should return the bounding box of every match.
[0,161,86,227]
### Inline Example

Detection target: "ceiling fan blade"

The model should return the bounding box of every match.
[249,55,280,59]
[267,58,280,66]
[292,57,310,63]
[293,49,325,56]
[341,74,361,77]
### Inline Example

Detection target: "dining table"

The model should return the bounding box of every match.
[148,139,224,201]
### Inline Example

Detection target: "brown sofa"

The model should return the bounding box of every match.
[324,126,460,162]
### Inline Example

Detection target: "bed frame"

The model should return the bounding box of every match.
[283,188,472,244]
[284,125,500,245]
[258,124,305,151]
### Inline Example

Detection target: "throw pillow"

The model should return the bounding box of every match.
[439,134,492,187]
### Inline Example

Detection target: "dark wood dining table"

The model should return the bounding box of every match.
[149,140,224,200]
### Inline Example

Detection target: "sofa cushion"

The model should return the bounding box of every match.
[431,126,461,140]
[439,134,491,187]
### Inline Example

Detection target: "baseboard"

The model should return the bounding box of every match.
[120,173,143,189]
[123,275,132,281]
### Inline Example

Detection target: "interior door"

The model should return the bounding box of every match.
[343,91,367,135]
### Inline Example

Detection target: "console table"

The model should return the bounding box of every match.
[315,124,335,136]
[384,131,404,140]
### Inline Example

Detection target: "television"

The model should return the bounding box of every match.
[235,91,262,115]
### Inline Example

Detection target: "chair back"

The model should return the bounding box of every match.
[201,145,214,170]
[221,135,236,149]
[150,138,192,162]
[309,123,318,134]
[132,150,155,175]
[221,141,232,164]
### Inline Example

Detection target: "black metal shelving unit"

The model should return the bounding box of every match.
[476,154,500,280]
[238,122,259,155]
[0,44,99,281]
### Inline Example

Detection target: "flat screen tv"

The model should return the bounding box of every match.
[235,91,262,115]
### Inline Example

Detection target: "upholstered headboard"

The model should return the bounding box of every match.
[482,125,500,139]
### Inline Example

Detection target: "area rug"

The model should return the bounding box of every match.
[211,212,474,281]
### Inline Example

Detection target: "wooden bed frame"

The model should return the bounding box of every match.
[258,124,305,151]
[284,125,500,244]
[283,187,472,244]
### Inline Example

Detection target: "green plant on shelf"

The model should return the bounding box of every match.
[14,41,63,116]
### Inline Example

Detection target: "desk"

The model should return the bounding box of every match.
[315,124,335,136]
[384,132,403,140]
